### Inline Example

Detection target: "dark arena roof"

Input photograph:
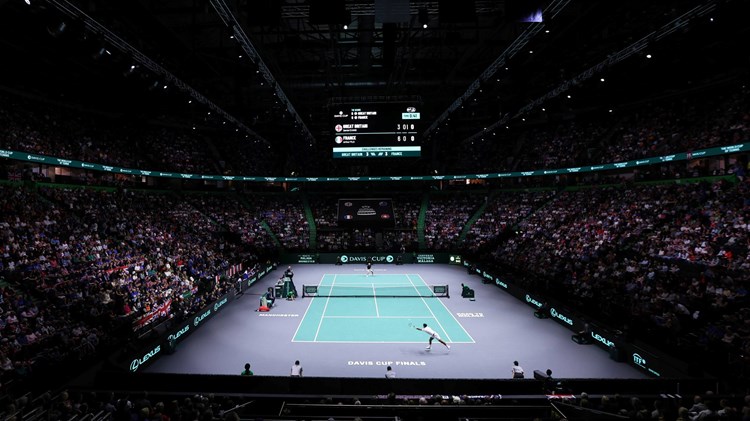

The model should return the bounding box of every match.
[1,0,747,177]
[1,0,750,419]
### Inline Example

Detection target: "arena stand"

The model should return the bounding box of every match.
[0,78,749,420]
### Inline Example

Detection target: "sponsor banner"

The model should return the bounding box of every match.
[524,293,544,309]
[548,307,576,329]
[129,344,161,373]
[464,259,688,377]
[295,254,319,263]
[589,328,619,350]
[456,312,484,318]
[620,342,689,378]
[2,143,748,182]
[414,253,436,263]
[347,360,426,366]
[280,253,454,264]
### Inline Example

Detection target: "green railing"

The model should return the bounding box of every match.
[1,142,746,182]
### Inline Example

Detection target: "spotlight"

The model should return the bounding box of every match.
[600,77,605,82]
[92,47,110,60]
[123,64,138,77]
[343,24,348,30]
[25,0,31,5]
[48,22,67,38]
[418,7,428,28]
[646,54,652,59]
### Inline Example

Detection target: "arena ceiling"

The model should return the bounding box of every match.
[0,0,747,169]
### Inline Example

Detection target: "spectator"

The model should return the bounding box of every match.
[240,363,253,376]
[291,360,303,377]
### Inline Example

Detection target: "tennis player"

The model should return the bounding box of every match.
[366,260,374,276]
[416,323,450,350]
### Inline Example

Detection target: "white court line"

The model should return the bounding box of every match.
[291,340,457,344]
[322,315,430,319]
[416,273,476,344]
[406,274,453,343]
[325,282,418,286]
[373,283,380,317]
[350,270,397,273]
[313,274,336,342]
[291,273,327,342]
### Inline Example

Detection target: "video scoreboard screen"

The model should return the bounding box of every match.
[337,198,395,228]
[332,103,421,158]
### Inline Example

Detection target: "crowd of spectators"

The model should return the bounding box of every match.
[1,79,750,416]
[424,194,481,250]
[180,193,276,254]
[0,92,275,178]
[488,179,750,367]
[3,387,750,421]
[443,83,749,177]
[244,194,309,251]
[312,194,420,252]
[464,191,555,252]
[0,185,264,389]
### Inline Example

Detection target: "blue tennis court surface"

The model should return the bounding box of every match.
[293,273,474,343]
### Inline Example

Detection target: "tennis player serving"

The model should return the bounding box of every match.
[416,323,450,351]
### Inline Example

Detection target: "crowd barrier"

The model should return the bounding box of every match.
[464,261,691,378]
[280,252,463,265]
[119,264,275,373]
[93,371,717,397]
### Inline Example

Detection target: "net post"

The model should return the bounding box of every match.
[302,285,318,298]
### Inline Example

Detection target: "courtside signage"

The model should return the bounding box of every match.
[124,266,275,373]
[130,345,161,372]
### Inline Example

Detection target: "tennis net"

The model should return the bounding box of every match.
[302,284,449,298]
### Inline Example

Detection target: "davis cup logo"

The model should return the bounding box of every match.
[340,255,349,263]
[386,255,394,263]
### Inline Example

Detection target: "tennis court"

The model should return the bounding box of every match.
[293,273,474,344]
[145,264,646,379]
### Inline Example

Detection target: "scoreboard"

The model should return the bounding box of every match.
[332,103,421,158]
[337,198,395,228]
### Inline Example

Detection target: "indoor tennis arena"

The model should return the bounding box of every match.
[1,0,748,419]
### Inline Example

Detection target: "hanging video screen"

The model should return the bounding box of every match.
[331,103,421,158]
[337,198,395,228]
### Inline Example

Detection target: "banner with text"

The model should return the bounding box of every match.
[2,142,746,183]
